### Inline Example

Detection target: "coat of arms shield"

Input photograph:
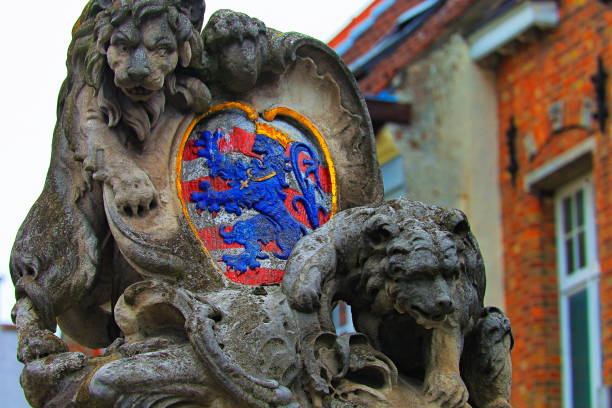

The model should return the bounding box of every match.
[177,103,337,285]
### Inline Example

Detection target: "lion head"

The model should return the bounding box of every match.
[69,0,209,141]
[359,199,486,328]
[105,13,183,101]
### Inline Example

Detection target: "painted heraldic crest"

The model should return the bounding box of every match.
[178,103,337,285]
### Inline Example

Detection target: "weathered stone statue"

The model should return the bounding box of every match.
[10,1,513,407]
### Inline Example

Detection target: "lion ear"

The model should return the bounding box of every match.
[364,213,399,249]
[179,40,192,68]
[442,209,470,235]
[179,0,206,31]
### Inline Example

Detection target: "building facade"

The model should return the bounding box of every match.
[331,0,508,308]
[330,0,612,407]
[490,1,612,406]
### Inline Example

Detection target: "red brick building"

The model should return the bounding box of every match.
[493,1,611,406]
[331,1,612,407]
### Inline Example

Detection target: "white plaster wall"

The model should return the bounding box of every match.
[389,34,505,308]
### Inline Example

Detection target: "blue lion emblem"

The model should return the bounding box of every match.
[190,129,328,273]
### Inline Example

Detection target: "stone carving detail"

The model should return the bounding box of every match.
[283,199,513,408]
[10,1,512,407]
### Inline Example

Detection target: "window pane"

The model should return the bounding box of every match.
[381,157,407,199]
[563,197,573,233]
[569,289,592,408]
[576,190,584,227]
[577,231,587,269]
[566,237,575,274]
[332,302,355,335]
[381,157,405,192]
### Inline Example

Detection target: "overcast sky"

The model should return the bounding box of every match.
[0,1,370,323]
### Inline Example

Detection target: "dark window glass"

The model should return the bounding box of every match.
[577,231,587,269]
[576,190,585,227]
[569,289,592,408]
[563,197,573,233]
[566,238,575,274]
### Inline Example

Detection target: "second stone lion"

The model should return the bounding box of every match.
[283,197,514,408]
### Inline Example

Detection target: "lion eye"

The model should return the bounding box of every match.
[155,44,174,56]
[411,271,429,281]
[388,264,403,277]
[115,43,129,53]
[460,261,467,274]
[448,263,464,280]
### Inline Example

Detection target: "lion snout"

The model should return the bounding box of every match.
[126,64,151,83]
[409,297,454,322]
[429,297,455,320]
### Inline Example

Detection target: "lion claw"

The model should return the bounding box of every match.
[289,285,321,313]
[109,168,158,217]
[20,352,88,407]
[424,371,469,408]
[18,329,69,363]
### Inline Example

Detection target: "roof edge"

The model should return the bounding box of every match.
[467,1,560,61]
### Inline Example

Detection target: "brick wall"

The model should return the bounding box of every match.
[496,1,612,406]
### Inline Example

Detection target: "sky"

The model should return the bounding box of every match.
[0,1,370,323]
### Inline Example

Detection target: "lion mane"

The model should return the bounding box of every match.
[67,0,209,143]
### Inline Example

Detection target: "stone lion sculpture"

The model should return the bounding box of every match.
[10,1,292,405]
[10,1,513,407]
[283,198,513,408]
[11,0,213,361]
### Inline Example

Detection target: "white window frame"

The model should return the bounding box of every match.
[554,174,603,408]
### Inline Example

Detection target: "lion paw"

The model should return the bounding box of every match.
[286,272,323,313]
[424,371,470,408]
[21,352,88,407]
[18,329,69,363]
[482,400,511,408]
[108,169,159,217]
